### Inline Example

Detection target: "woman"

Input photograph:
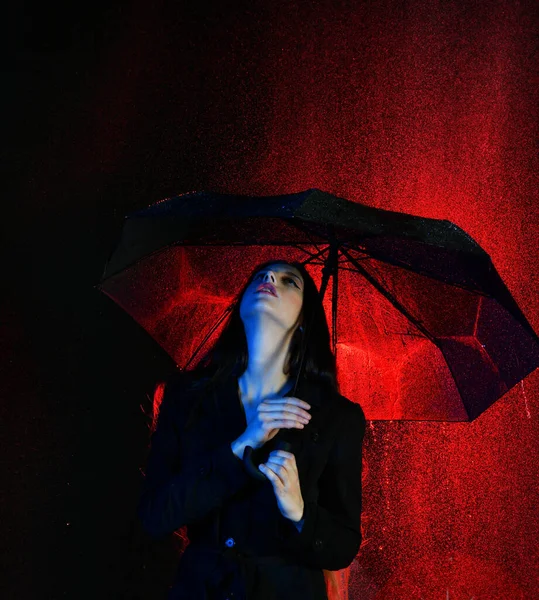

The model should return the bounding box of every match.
[137,259,366,599]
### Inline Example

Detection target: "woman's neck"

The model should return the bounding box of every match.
[238,370,293,405]
[239,318,298,404]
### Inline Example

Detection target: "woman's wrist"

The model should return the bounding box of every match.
[231,437,249,460]
[231,435,258,459]
[291,501,305,530]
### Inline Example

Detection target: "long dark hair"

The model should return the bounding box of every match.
[183,258,338,398]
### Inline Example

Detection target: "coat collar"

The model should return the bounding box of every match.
[294,376,324,409]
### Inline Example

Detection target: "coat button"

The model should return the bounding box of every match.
[199,466,207,475]
[311,430,319,442]
[225,537,236,548]
[314,538,323,550]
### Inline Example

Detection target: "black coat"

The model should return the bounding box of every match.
[137,371,366,600]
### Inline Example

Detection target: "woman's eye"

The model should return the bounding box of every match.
[254,273,299,288]
[284,277,299,288]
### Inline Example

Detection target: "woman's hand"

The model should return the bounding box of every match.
[243,396,312,449]
[258,450,305,523]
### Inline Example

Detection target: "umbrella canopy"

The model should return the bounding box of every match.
[96,188,539,421]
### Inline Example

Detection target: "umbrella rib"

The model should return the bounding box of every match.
[340,246,438,345]
[293,245,327,265]
[342,243,492,297]
[293,244,322,261]
[286,220,331,259]
[183,303,236,371]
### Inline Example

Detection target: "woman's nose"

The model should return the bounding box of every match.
[263,271,275,282]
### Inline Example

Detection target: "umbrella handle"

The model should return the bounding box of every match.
[243,440,293,481]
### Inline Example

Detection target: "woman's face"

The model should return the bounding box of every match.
[239,263,305,333]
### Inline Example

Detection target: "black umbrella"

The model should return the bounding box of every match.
[96,188,539,479]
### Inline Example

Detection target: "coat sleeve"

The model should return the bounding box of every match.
[280,401,366,571]
[137,377,253,539]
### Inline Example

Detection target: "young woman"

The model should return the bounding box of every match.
[138,259,366,599]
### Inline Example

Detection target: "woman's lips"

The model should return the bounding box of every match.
[256,284,277,297]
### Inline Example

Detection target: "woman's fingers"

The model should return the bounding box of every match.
[260,451,296,484]
[259,399,312,422]
[266,411,310,422]
[263,414,309,428]
[260,397,311,411]
[264,419,304,429]
[266,451,295,469]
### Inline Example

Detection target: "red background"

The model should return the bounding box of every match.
[5,0,538,598]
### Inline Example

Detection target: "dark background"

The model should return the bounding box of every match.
[4,0,539,598]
